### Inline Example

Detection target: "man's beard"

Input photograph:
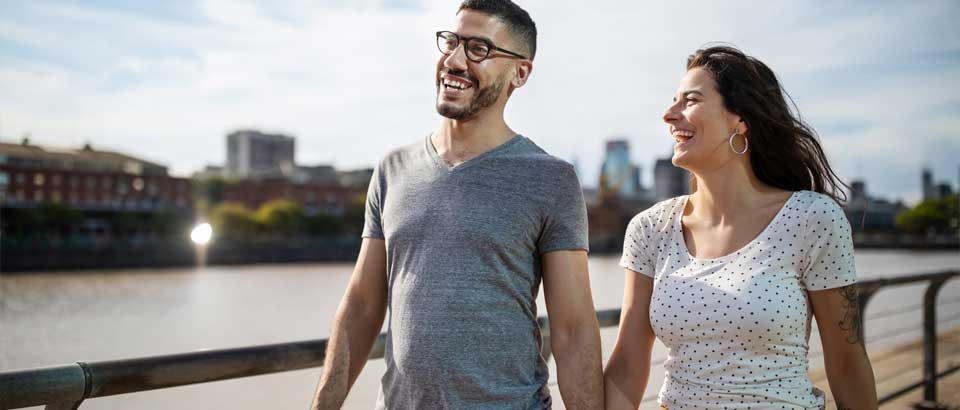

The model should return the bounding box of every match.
[436,71,507,120]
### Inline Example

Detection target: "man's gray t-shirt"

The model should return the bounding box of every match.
[363,135,588,410]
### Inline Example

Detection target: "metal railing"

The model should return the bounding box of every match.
[1,270,957,410]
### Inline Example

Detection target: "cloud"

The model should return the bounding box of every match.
[0,0,958,204]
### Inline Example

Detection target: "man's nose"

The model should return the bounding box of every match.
[443,43,469,72]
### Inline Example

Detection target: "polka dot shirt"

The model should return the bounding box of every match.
[619,190,857,410]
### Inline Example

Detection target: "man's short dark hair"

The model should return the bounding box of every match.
[458,0,537,60]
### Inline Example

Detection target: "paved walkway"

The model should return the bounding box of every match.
[810,326,960,410]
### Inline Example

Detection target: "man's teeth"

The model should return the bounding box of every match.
[443,79,470,90]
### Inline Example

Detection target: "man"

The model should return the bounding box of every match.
[310,1,603,409]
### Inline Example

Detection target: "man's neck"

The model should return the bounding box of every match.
[432,114,516,167]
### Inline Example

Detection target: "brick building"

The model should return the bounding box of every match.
[222,179,362,216]
[0,140,191,212]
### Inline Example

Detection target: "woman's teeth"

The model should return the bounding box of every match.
[673,130,695,141]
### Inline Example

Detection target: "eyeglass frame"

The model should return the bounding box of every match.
[435,31,529,62]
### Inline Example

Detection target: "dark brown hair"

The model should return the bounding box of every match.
[687,44,848,202]
[459,0,537,60]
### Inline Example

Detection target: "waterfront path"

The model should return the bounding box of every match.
[816,326,958,410]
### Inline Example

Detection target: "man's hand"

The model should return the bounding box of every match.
[310,238,388,410]
[542,250,603,410]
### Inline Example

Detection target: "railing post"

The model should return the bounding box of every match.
[856,281,883,343]
[538,317,553,363]
[921,278,948,402]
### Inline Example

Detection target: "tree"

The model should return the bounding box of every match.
[254,199,305,236]
[896,194,959,234]
[210,202,258,240]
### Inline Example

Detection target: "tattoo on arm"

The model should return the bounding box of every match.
[837,285,862,345]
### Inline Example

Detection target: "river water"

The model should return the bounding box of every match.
[1,250,958,409]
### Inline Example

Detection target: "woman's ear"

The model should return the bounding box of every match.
[731,116,748,135]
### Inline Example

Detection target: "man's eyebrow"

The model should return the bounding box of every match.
[457,32,494,43]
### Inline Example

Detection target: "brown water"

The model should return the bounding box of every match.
[1,250,958,409]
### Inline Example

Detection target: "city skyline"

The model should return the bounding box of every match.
[2,1,959,203]
[3,132,952,208]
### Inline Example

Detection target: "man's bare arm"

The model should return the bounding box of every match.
[542,250,604,410]
[310,238,388,410]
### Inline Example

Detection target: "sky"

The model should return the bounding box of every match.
[1,0,958,204]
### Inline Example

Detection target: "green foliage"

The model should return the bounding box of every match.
[210,202,259,240]
[207,197,365,240]
[254,199,304,235]
[896,194,959,234]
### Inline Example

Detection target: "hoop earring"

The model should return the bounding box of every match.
[729,131,748,155]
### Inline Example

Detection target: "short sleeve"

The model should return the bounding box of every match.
[800,195,857,290]
[361,164,385,239]
[619,213,656,278]
[537,165,589,254]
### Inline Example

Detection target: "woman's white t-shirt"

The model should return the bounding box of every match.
[619,190,857,410]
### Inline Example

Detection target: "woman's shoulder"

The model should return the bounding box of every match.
[791,190,844,213]
[627,195,686,232]
[789,190,849,229]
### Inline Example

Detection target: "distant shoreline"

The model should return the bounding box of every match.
[1,240,956,273]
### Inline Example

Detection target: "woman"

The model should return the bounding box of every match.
[603,45,878,410]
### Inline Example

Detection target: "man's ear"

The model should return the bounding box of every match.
[513,60,533,88]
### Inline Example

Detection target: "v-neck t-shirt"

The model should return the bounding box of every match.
[363,134,589,410]
[619,190,857,410]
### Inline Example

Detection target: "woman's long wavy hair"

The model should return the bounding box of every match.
[687,44,848,203]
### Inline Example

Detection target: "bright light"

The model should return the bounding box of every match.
[190,223,213,245]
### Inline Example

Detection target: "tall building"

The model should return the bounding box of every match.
[844,179,906,232]
[922,168,956,201]
[653,157,690,201]
[600,139,642,197]
[922,168,936,201]
[849,180,868,204]
[226,130,295,179]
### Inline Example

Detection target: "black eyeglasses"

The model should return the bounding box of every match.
[436,31,528,63]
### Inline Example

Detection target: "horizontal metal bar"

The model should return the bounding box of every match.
[860,271,959,288]
[0,364,86,409]
[0,270,956,409]
[84,339,328,397]
[878,364,960,404]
